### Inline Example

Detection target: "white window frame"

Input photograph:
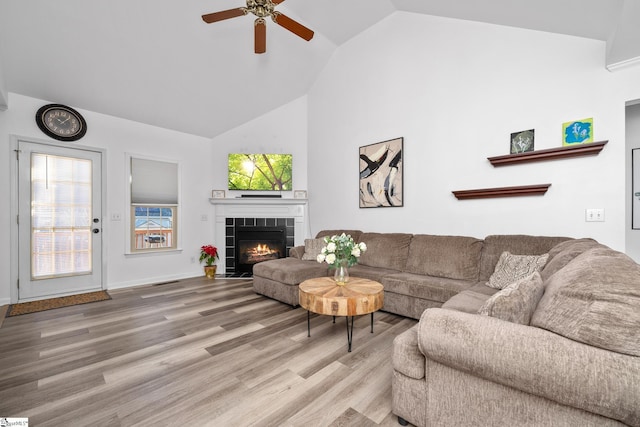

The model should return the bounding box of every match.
[125,153,181,254]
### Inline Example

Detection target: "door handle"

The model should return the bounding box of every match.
[92,228,100,234]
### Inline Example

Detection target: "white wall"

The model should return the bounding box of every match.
[0,93,215,304]
[4,13,640,304]
[306,11,640,251]
[0,55,7,110]
[210,95,309,198]
[626,103,640,261]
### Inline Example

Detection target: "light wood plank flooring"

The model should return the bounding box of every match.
[0,277,417,426]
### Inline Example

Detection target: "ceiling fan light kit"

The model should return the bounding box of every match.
[202,0,314,54]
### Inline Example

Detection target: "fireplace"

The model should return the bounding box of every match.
[235,226,286,273]
[225,217,295,276]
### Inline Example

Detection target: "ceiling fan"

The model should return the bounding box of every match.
[202,0,314,54]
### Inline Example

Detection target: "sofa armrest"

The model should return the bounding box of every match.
[418,308,640,426]
[289,245,305,259]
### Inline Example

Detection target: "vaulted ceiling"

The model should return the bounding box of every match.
[1,0,638,138]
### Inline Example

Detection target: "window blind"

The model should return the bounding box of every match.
[130,158,178,204]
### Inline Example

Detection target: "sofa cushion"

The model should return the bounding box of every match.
[479,272,544,325]
[348,264,401,283]
[442,283,497,314]
[532,246,640,357]
[487,251,548,289]
[382,272,474,304]
[540,238,602,281]
[357,232,412,271]
[405,235,483,281]
[315,229,362,242]
[252,257,328,285]
[478,235,571,281]
[301,238,325,261]
[289,245,305,259]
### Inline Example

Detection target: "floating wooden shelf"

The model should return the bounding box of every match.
[452,184,551,200]
[488,140,608,166]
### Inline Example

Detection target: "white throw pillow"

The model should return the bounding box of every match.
[301,238,325,261]
[478,272,545,325]
[487,251,549,289]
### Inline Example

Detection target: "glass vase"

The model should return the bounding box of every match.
[333,260,349,286]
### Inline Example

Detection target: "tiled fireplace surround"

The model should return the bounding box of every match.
[209,198,309,275]
[225,217,294,275]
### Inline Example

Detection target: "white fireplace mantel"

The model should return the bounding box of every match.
[209,197,310,273]
[209,197,308,207]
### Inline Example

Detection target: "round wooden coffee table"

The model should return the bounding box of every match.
[299,276,384,352]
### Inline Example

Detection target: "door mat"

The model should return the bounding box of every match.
[7,290,111,317]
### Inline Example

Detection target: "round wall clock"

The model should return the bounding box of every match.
[35,104,87,141]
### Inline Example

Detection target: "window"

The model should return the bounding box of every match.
[129,156,179,252]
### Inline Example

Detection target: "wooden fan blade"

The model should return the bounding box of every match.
[272,12,314,41]
[255,18,266,54]
[202,8,246,24]
[272,0,286,4]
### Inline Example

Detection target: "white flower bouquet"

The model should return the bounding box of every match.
[316,233,367,269]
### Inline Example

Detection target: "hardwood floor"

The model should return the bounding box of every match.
[0,277,417,426]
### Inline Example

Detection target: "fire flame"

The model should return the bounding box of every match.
[252,244,275,255]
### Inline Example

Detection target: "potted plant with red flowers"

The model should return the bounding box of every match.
[199,245,219,279]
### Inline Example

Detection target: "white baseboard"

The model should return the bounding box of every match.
[0,298,11,306]
[106,272,202,291]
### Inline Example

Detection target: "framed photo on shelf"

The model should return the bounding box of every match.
[211,190,226,199]
[563,118,593,146]
[510,129,535,154]
[359,137,403,208]
[293,190,307,199]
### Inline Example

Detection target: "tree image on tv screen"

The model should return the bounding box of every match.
[228,153,292,191]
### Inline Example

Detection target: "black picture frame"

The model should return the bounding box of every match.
[633,149,640,229]
[359,137,403,208]
[510,129,535,154]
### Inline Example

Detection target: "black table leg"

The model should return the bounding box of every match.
[346,316,354,352]
[307,310,310,338]
[371,312,374,333]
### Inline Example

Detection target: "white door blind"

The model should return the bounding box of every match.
[31,153,92,278]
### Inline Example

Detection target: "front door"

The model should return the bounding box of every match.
[17,140,103,301]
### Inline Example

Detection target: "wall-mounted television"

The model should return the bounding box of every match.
[228,153,292,191]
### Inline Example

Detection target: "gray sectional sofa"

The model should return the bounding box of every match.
[252,230,640,426]
[252,229,568,319]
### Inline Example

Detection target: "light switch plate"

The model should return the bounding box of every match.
[585,208,604,222]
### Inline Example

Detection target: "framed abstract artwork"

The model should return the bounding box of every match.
[359,137,403,208]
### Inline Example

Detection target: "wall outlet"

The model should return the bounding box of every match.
[201,214,208,221]
[111,212,122,221]
[585,208,604,222]
[190,256,196,263]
